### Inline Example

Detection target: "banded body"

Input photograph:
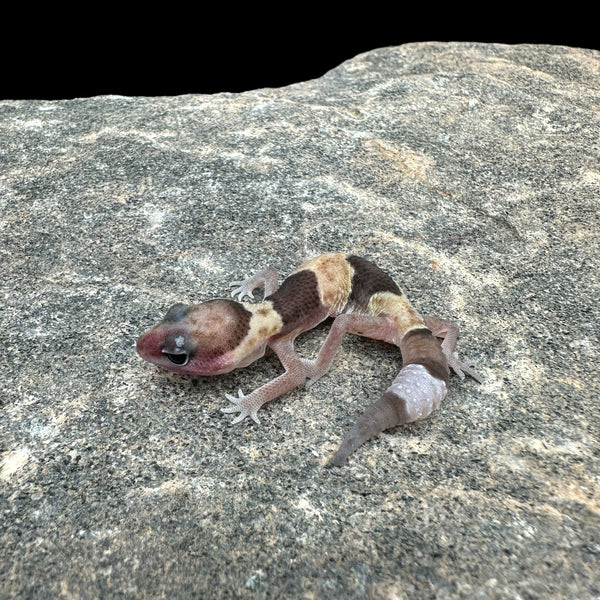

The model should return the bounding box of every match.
[136,253,480,465]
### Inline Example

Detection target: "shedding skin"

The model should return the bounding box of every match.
[136,253,481,465]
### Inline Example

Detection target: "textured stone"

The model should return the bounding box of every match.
[1,42,599,599]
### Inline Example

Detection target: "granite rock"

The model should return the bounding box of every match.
[1,42,599,599]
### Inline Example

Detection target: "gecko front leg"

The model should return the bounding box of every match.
[230,266,279,301]
[221,335,307,424]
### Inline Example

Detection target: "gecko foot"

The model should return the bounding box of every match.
[446,353,482,383]
[221,389,261,424]
[230,277,254,302]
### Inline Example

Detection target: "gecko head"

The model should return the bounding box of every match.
[136,299,253,375]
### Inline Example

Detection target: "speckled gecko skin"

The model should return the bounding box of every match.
[137,253,481,465]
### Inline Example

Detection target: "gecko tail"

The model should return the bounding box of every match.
[329,363,448,466]
[329,391,401,467]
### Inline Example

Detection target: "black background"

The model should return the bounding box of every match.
[1,10,596,100]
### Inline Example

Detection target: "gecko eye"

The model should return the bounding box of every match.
[163,350,189,366]
[162,333,191,366]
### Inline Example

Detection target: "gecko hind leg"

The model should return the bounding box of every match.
[302,313,397,388]
[424,317,482,382]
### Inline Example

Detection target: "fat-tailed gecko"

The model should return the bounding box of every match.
[137,253,480,465]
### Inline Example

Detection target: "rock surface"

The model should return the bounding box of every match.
[1,42,599,599]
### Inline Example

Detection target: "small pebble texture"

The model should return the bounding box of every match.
[1,42,599,599]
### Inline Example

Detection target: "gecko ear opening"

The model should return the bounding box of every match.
[162,348,189,366]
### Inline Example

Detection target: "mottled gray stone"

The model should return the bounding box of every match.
[1,42,599,599]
